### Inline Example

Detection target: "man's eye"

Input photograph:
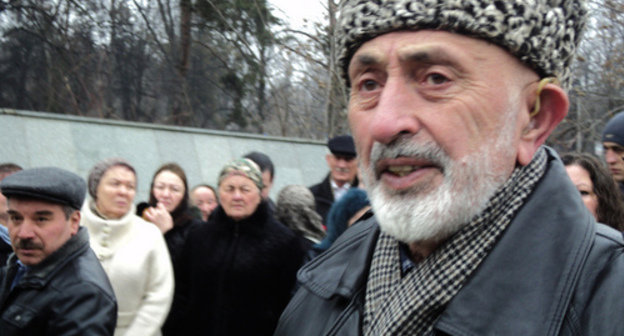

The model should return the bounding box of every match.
[425,73,449,85]
[361,79,379,91]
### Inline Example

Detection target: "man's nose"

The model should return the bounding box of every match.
[16,221,36,239]
[369,77,422,145]
[605,149,618,163]
[336,158,349,166]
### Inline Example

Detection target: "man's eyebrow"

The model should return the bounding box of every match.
[349,52,386,77]
[398,46,466,70]
[605,144,624,150]
[354,53,383,66]
[34,210,54,216]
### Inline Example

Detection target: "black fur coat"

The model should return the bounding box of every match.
[163,201,305,336]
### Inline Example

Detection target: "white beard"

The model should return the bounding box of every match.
[361,113,518,244]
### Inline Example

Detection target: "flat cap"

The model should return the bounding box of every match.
[328,135,356,158]
[603,111,624,147]
[0,167,87,209]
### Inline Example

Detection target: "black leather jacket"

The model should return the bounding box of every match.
[0,227,117,335]
[275,148,624,335]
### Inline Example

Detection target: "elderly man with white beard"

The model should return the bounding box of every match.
[274,1,624,335]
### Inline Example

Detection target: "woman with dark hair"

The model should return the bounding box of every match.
[562,152,624,230]
[139,163,203,267]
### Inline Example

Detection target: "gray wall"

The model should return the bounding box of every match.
[0,109,330,203]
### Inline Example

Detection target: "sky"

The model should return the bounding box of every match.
[269,0,326,30]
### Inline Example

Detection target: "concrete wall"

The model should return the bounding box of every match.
[0,109,330,203]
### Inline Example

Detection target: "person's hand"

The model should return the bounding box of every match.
[144,202,174,234]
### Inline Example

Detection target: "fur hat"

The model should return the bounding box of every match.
[338,0,587,89]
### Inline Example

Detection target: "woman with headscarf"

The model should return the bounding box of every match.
[166,158,305,336]
[81,158,174,336]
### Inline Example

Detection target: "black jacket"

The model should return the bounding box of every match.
[0,227,117,335]
[164,215,202,274]
[276,148,624,335]
[309,174,359,224]
[165,201,305,336]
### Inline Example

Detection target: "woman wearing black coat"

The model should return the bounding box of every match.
[138,163,203,269]
[165,158,305,336]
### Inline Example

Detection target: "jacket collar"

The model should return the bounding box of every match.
[297,214,379,299]
[435,148,595,335]
[211,200,271,234]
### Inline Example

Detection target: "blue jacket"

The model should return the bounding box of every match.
[275,148,624,335]
[0,227,117,335]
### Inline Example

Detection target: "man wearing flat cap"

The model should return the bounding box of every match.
[0,167,117,335]
[275,0,624,335]
[602,111,624,197]
[309,135,360,224]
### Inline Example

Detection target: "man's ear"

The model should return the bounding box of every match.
[325,153,333,166]
[517,83,569,166]
[69,210,81,235]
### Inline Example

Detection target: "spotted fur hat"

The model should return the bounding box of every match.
[338,0,587,89]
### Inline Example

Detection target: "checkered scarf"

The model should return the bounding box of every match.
[363,148,547,335]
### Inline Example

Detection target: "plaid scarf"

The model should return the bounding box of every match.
[363,148,547,335]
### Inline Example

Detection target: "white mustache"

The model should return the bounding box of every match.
[369,137,449,175]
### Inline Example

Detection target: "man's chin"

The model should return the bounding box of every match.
[369,182,473,245]
[16,252,43,266]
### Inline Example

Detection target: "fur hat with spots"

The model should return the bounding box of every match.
[338,0,587,89]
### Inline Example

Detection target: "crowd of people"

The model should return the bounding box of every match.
[2,0,624,335]
[0,137,369,335]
